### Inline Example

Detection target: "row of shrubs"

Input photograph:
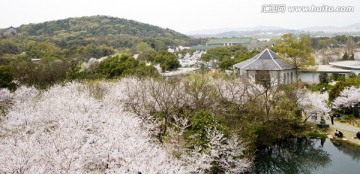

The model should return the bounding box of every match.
[0,54,162,90]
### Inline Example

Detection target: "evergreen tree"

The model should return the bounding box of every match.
[0,65,16,91]
[319,73,328,84]
[350,53,355,60]
[273,34,315,83]
[342,52,349,60]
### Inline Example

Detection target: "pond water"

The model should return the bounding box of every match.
[251,137,360,174]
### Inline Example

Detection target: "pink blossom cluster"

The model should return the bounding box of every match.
[0,79,251,173]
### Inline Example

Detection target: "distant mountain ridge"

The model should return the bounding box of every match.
[188,23,360,38]
[301,23,360,33]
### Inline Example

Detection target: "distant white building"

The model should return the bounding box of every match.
[233,48,360,84]
[191,37,268,51]
[300,61,360,83]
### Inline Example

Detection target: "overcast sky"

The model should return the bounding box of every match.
[1,0,359,34]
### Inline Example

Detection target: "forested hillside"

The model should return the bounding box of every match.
[0,15,197,56]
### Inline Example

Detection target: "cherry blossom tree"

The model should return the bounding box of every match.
[332,86,360,110]
[0,79,251,173]
[297,90,330,122]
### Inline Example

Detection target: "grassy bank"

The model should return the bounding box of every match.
[304,122,360,147]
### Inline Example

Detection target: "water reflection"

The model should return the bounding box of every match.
[251,137,331,174]
[332,140,360,162]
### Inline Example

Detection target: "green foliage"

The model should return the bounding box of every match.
[184,73,218,110]
[200,45,256,70]
[346,77,360,85]
[175,48,196,57]
[0,65,16,91]
[350,53,355,60]
[329,73,346,82]
[160,56,180,72]
[135,42,153,54]
[338,115,356,123]
[151,39,167,51]
[319,73,329,84]
[230,45,250,57]
[273,34,315,82]
[13,15,193,53]
[328,77,360,101]
[342,52,349,60]
[239,85,302,148]
[144,51,180,72]
[307,130,327,139]
[125,75,306,156]
[201,46,232,62]
[0,54,17,65]
[28,42,63,62]
[253,119,300,147]
[10,58,70,89]
[218,56,235,71]
[308,83,330,92]
[311,37,332,49]
[329,81,347,101]
[184,110,229,149]
[65,61,90,81]
[137,50,156,61]
[234,49,260,62]
[95,54,159,78]
[76,44,114,58]
[0,38,21,56]
[311,35,360,49]
[349,72,357,78]
[0,15,201,88]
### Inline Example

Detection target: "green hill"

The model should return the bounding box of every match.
[2,15,193,51]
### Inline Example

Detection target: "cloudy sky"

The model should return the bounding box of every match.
[1,0,359,34]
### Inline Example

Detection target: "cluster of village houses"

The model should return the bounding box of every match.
[169,37,360,84]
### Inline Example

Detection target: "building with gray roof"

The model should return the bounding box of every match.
[2,26,17,36]
[233,48,295,85]
[233,49,360,85]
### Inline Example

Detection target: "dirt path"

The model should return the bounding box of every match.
[308,118,360,145]
[328,119,360,133]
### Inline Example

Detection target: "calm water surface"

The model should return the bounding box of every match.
[251,137,360,174]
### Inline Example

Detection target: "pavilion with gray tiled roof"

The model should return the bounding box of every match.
[233,48,295,85]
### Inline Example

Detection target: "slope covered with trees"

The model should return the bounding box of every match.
[0,16,195,57]
[0,16,192,88]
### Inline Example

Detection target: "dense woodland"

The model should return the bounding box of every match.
[0,15,202,58]
[0,16,203,88]
[311,35,360,50]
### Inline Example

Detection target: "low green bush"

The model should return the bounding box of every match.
[308,83,329,92]
[307,130,327,139]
